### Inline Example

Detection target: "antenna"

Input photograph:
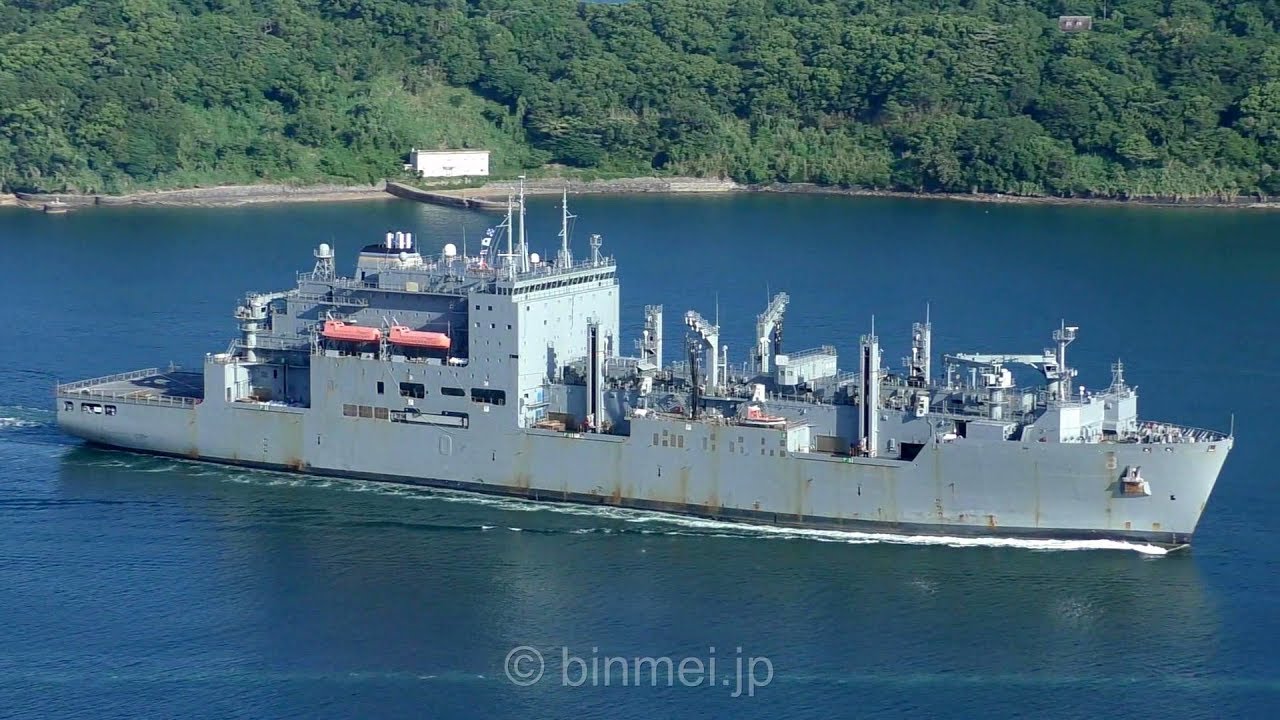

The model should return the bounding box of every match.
[558,184,575,269]
[518,175,529,272]
[1110,359,1126,391]
[503,193,515,279]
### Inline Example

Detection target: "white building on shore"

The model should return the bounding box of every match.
[405,149,490,179]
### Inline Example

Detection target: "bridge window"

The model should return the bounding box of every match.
[399,382,425,399]
[63,401,73,411]
[105,405,117,416]
[471,388,506,405]
[376,381,385,395]
[442,387,465,397]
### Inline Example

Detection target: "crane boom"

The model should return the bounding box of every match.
[684,310,720,391]
[944,353,1049,369]
[754,292,789,374]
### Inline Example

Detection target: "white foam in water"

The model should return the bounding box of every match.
[134,463,184,473]
[409,485,1170,555]
[0,417,42,429]
[610,511,1170,555]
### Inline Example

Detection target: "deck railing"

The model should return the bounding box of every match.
[1134,421,1230,444]
[55,367,200,408]
[56,367,163,392]
[80,392,198,408]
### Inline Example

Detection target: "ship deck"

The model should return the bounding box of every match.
[57,368,205,406]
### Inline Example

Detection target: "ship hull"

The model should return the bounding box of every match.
[57,389,1229,547]
[75,440,1196,546]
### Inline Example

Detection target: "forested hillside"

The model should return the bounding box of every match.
[3,0,1280,198]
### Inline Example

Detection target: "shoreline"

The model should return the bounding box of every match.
[7,182,392,211]
[444,177,1280,210]
[753,182,1280,209]
[7,176,1280,212]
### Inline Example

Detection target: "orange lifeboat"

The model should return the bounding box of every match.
[740,405,787,428]
[322,320,381,343]
[387,325,451,351]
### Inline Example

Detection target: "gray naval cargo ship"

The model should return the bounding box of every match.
[56,189,1232,547]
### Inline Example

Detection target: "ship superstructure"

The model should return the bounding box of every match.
[56,188,1232,546]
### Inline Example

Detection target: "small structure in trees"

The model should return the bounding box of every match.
[1058,16,1093,32]
[405,149,490,178]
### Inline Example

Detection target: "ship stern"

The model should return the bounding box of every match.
[56,369,202,455]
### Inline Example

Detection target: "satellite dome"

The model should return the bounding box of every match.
[443,243,458,257]
[530,252,541,264]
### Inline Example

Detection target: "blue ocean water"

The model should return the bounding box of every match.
[0,194,1276,718]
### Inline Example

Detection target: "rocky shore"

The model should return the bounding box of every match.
[434,176,1280,210]
[8,182,390,211]
[752,182,1280,209]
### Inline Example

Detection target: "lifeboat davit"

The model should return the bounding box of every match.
[321,319,381,343]
[388,325,451,351]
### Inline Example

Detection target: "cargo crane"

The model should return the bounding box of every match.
[943,323,1079,402]
[903,305,931,387]
[684,310,720,392]
[636,305,663,371]
[754,292,789,375]
[234,291,291,363]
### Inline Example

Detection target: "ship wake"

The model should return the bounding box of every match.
[401,482,1171,554]
[619,516,1171,555]
[0,406,53,431]
[236,470,1172,555]
[0,407,70,453]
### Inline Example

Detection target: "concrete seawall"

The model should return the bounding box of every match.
[384,181,507,211]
